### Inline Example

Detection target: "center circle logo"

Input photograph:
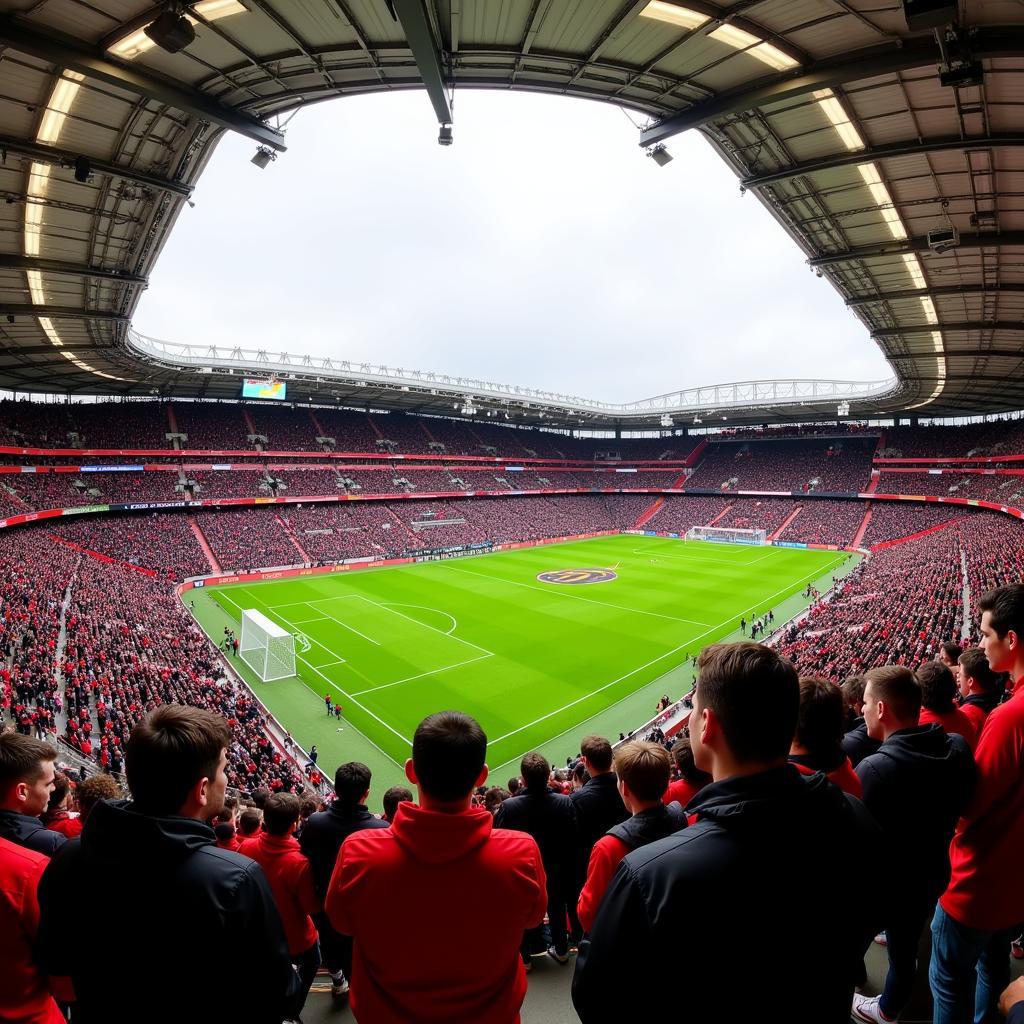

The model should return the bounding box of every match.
[537,569,617,585]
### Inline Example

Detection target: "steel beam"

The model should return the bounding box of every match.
[0,304,128,322]
[742,134,1024,190]
[872,322,1024,338]
[847,283,1024,307]
[640,27,1024,147]
[808,231,1024,268]
[0,254,147,285]
[889,346,1024,358]
[0,16,286,151]
[0,135,193,198]
[391,0,452,124]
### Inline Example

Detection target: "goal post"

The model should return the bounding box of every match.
[685,526,768,546]
[239,609,296,682]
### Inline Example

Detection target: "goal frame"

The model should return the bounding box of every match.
[239,608,296,682]
[685,525,768,547]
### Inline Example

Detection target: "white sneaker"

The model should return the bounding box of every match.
[852,993,897,1023]
[873,931,888,946]
[331,973,350,997]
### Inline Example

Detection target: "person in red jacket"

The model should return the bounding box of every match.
[918,660,978,750]
[0,835,64,1024]
[40,772,81,838]
[661,737,711,807]
[578,741,684,933]
[956,646,1002,736]
[930,584,1024,1024]
[326,711,547,1024]
[788,676,862,797]
[239,792,321,1022]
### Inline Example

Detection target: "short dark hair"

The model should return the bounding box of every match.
[507,777,521,795]
[382,785,413,821]
[520,752,551,792]
[77,773,121,817]
[238,808,262,835]
[959,647,997,692]
[865,665,921,721]
[0,732,58,793]
[840,674,867,709]
[125,705,230,817]
[483,787,511,814]
[333,762,371,808]
[47,771,71,811]
[941,641,963,664]
[579,735,613,773]
[695,643,799,763]
[794,677,845,761]
[917,661,957,714]
[412,711,487,801]
[251,788,270,809]
[978,584,1024,639]
[614,741,670,802]
[671,738,711,785]
[262,792,301,836]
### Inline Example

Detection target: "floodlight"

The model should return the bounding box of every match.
[73,156,91,182]
[660,414,674,427]
[438,124,453,146]
[837,401,851,417]
[144,8,196,53]
[647,144,673,167]
[251,146,275,169]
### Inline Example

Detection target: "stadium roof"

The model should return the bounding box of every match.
[0,0,1021,428]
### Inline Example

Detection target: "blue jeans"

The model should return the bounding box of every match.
[928,905,1013,1024]
[290,941,321,1019]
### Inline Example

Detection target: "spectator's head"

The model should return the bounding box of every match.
[77,773,122,820]
[671,737,712,787]
[381,785,413,823]
[978,584,1024,675]
[261,792,301,837]
[692,643,799,778]
[0,733,58,816]
[47,771,72,813]
[407,711,487,807]
[333,762,371,810]
[125,705,231,821]
[792,677,845,763]
[251,788,270,809]
[238,807,262,836]
[483,787,511,816]
[299,795,318,821]
[939,641,963,669]
[840,674,867,716]
[507,777,521,796]
[613,741,671,811]
[579,736,613,776]
[520,752,551,793]
[918,660,958,715]
[863,666,921,740]
[957,647,998,699]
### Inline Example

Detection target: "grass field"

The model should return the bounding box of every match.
[189,535,856,787]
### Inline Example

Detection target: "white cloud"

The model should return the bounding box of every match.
[135,89,892,402]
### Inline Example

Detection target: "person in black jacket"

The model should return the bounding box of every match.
[0,732,65,857]
[298,760,388,995]
[851,665,975,1024]
[495,752,578,964]
[841,674,882,767]
[572,642,882,1024]
[35,705,298,1024]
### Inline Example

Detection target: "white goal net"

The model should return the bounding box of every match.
[239,609,296,682]
[685,526,768,546]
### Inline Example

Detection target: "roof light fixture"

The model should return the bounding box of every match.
[902,253,927,290]
[708,24,798,70]
[812,89,864,151]
[251,146,276,169]
[36,71,85,146]
[144,8,196,53]
[638,2,709,30]
[108,0,247,60]
[648,144,673,167]
[858,163,907,240]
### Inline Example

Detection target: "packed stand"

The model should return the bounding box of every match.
[862,502,965,547]
[189,470,275,499]
[715,498,798,535]
[644,494,732,532]
[883,419,1024,458]
[197,510,300,569]
[782,500,868,547]
[171,402,252,450]
[247,405,319,450]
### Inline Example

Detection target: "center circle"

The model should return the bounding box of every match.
[537,569,617,585]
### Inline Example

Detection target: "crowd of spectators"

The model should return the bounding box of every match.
[716,497,799,535]
[862,503,965,547]
[875,471,1024,504]
[781,500,869,547]
[884,419,1024,458]
[189,470,275,499]
[197,510,300,570]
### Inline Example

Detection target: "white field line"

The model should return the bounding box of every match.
[628,544,772,567]
[384,603,459,635]
[290,616,332,625]
[447,565,712,629]
[309,601,382,646]
[350,593,494,656]
[350,652,494,696]
[487,553,848,749]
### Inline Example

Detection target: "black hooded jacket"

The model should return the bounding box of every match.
[36,799,298,1024]
[299,801,389,900]
[572,765,882,1024]
[495,786,577,886]
[842,717,882,767]
[570,772,628,862]
[0,808,66,856]
[855,723,975,905]
[607,802,685,850]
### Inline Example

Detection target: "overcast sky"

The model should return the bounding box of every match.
[134,90,892,404]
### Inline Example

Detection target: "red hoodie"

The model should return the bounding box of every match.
[238,831,319,955]
[920,707,978,750]
[326,801,547,1024]
[792,758,863,798]
[662,778,705,807]
[0,836,64,1024]
[941,680,1024,930]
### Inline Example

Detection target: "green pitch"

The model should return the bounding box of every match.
[189,535,855,789]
